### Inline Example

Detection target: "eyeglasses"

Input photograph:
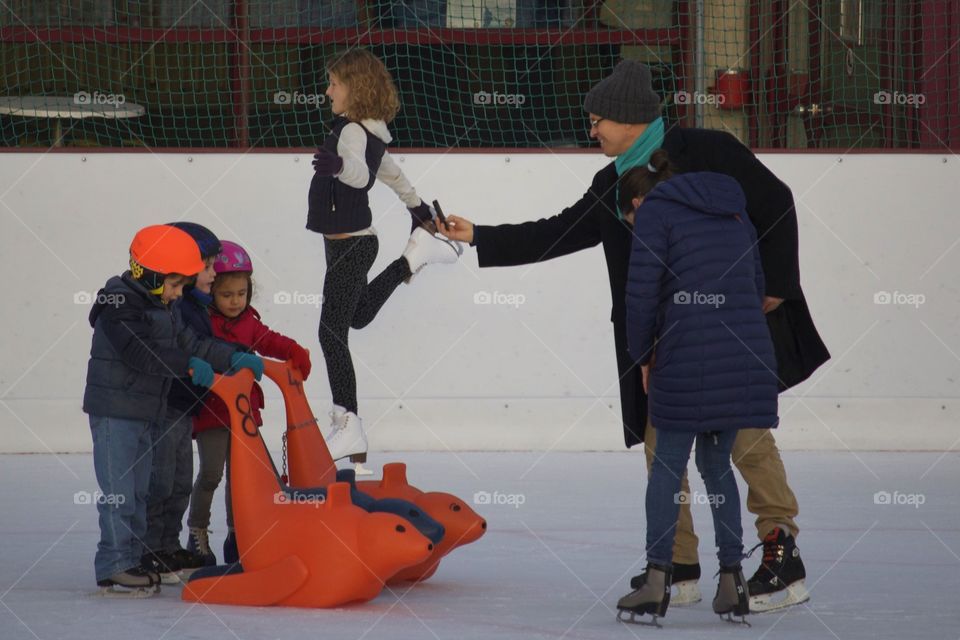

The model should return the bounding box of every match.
[589,117,605,129]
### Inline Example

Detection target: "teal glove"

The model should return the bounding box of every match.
[230,352,264,381]
[188,357,215,388]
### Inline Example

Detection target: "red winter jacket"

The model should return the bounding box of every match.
[193,305,301,435]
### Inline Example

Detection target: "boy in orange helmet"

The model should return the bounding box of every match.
[82,224,263,597]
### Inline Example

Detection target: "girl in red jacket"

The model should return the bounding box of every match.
[187,240,311,565]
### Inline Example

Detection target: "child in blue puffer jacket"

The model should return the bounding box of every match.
[616,150,778,627]
[82,224,263,597]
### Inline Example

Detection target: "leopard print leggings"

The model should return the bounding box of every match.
[319,235,411,414]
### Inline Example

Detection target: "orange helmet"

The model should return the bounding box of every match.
[129,224,205,294]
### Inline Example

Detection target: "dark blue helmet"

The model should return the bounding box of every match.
[166,221,222,260]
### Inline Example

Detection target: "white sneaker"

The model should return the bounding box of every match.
[323,408,368,462]
[402,227,463,275]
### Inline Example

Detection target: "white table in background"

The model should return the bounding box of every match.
[0,96,145,147]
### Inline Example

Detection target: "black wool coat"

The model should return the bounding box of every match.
[472,125,830,448]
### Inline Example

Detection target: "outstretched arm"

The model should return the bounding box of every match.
[435,165,616,268]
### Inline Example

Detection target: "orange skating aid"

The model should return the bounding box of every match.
[357,463,487,583]
[265,359,488,584]
[260,358,337,488]
[181,369,433,607]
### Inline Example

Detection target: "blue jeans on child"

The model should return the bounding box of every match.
[89,415,153,582]
[144,407,194,555]
[645,428,744,568]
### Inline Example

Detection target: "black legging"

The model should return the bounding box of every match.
[319,235,411,414]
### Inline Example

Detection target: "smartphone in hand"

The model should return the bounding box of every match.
[432,199,447,227]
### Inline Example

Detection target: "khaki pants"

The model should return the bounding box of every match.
[644,421,799,564]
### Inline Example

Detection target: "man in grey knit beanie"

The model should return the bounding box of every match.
[437,56,827,617]
[584,59,662,124]
[581,60,663,158]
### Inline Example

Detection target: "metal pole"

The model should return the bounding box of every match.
[694,0,705,127]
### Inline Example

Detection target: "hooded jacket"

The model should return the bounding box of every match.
[82,273,237,423]
[625,172,779,432]
[471,124,828,447]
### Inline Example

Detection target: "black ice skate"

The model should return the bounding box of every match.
[747,527,810,613]
[165,547,208,580]
[96,566,160,598]
[616,563,672,627]
[631,561,701,605]
[142,552,180,585]
[713,564,751,626]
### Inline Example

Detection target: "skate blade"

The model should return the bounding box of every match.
[431,232,464,258]
[95,585,158,598]
[330,446,367,463]
[718,613,751,627]
[616,610,663,628]
[671,580,702,606]
[177,568,200,582]
[749,579,810,613]
[353,462,374,476]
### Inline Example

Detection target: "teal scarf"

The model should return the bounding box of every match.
[614,117,665,218]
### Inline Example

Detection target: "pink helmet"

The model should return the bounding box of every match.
[214,240,253,273]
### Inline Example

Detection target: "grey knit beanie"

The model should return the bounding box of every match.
[584,60,662,124]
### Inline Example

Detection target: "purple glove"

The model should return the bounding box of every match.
[312,147,344,176]
[408,201,435,233]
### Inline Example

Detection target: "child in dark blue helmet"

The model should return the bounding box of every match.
[142,222,224,580]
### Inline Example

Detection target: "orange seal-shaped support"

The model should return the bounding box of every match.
[181,369,433,607]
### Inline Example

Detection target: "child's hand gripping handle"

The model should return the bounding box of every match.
[188,357,215,388]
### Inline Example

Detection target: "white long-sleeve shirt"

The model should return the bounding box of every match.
[334,118,421,236]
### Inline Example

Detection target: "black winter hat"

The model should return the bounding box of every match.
[584,60,662,124]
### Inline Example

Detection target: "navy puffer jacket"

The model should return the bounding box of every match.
[625,172,779,433]
[167,286,215,416]
[83,273,237,423]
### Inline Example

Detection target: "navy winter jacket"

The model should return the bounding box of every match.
[167,286,215,416]
[625,172,779,433]
[473,125,827,448]
[82,273,237,423]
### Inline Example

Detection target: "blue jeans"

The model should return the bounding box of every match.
[89,415,153,582]
[144,408,194,554]
[646,429,744,568]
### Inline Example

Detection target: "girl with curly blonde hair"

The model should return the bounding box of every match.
[306,48,462,471]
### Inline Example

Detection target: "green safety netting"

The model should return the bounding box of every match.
[0,1,956,150]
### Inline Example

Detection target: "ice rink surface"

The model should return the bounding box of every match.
[1,450,957,640]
